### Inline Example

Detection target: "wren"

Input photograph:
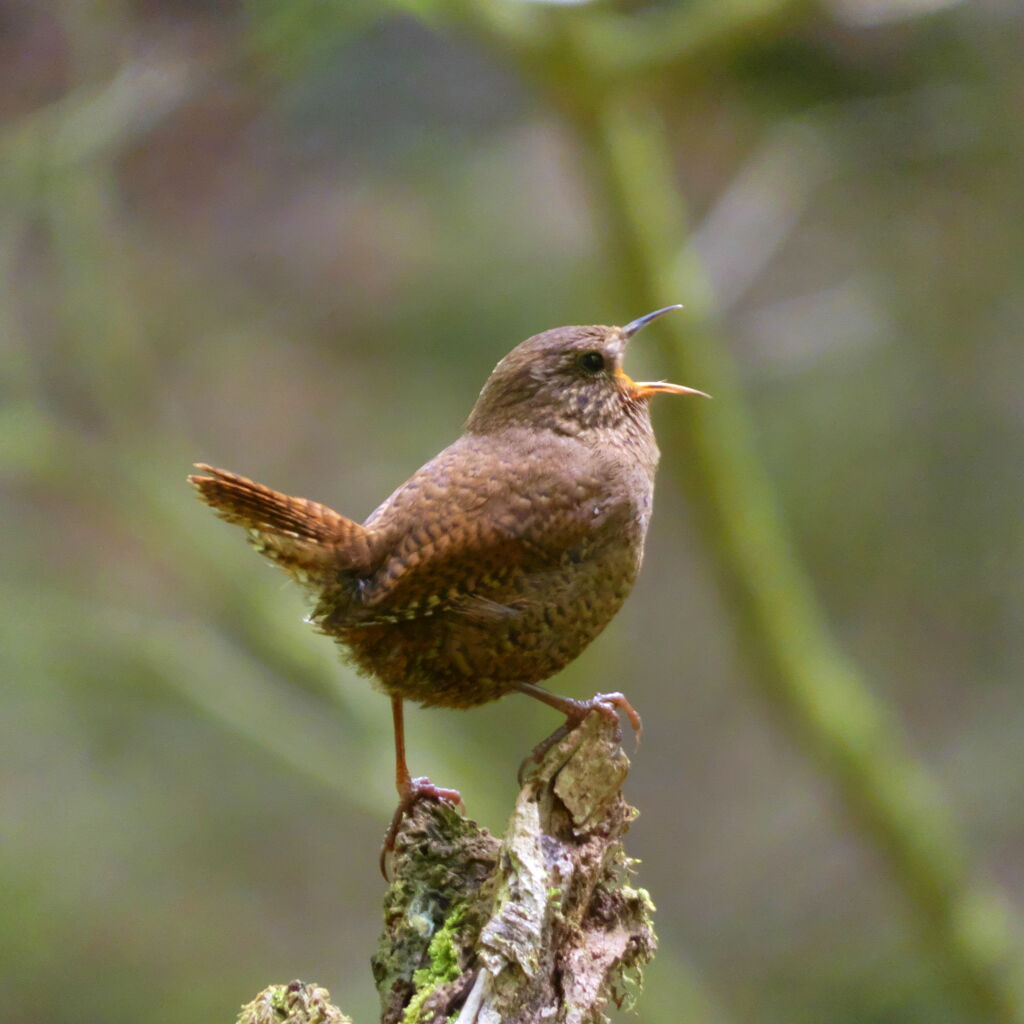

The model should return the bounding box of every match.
[189,305,706,864]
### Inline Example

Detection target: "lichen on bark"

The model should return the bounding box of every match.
[236,980,351,1024]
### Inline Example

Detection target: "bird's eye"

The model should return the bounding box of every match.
[578,351,605,373]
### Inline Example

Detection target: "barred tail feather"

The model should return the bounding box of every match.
[188,463,373,581]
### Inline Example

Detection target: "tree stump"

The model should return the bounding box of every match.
[237,712,656,1024]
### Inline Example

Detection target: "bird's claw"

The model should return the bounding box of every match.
[517,690,643,784]
[380,777,464,880]
[586,691,643,744]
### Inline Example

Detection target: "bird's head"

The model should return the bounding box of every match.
[464,305,708,437]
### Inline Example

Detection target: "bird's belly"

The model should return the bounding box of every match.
[335,546,641,709]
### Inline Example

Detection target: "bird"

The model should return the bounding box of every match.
[189,305,707,867]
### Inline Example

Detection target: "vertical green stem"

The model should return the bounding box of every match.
[565,85,1024,1022]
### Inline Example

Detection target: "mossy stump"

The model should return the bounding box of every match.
[374,712,656,1024]
[235,712,655,1024]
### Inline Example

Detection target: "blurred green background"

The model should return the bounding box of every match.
[3,1,1024,1022]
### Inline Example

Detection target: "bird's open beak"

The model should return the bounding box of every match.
[617,368,711,400]
[618,304,710,400]
[622,304,684,339]
[629,379,711,399]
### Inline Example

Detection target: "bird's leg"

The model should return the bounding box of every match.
[513,682,643,781]
[380,696,462,879]
[513,681,643,739]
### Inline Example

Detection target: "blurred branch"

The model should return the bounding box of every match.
[1,337,397,811]
[568,0,818,81]
[1,574,392,818]
[130,612,395,818]
[689,122,828,315]
[381,0,815,84]
[382,0,545,59]
[0,25,399,808]
[1,52,198,430]
[689,84,976,316]
[0,53,196,205]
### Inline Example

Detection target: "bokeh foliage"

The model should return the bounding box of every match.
[3,2,1024,1023]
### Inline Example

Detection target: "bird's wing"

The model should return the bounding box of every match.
[351,435,617,623]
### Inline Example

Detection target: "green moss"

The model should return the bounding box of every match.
[422,907,464,983]
[236,982,351,1024]
[631,885,656,913]
[400,906,466,1024]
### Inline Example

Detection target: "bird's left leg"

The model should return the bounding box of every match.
[380,696,462,879]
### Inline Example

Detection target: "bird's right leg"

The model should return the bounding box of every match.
[380,696,462,879]
[513,682,643,782]
[513,681,643,739]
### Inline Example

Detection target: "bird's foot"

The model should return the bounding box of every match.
[380,777,464,880]
[578,691,643,743]
[517,690,643,784]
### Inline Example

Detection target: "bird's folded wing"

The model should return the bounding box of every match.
[355,482,613,623]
